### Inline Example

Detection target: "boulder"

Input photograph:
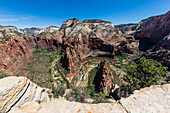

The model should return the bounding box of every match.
[0,76,50,113]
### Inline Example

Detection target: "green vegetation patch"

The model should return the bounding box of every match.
[27,48,59,88]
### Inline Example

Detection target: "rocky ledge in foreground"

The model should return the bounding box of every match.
[37,84,170,113]
[0,77,169,113]
[0,76,50,113]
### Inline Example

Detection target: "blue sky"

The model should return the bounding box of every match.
[0,0,169,28]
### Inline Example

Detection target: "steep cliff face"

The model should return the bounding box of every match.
[0,30,63,76]
[149,34,170,51]
[0,36,35,76]
[135,11,170,51]
[0,17,139,75]
[142,34,170,70]
[116,11,170,51]
[115,23,138,35]
[115,15,159,35]
[34,32,63,50]
[60,18,138,70]
[0,76,50,113]
[93,60,114,93]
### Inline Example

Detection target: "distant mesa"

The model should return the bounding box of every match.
[83,19,112,24]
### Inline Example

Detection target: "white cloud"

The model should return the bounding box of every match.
[0,19,19,21]
[0,15,35,22]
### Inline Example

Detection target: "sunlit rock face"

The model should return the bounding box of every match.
[0,76,50,113]
[60,18,138,70]
[116,11,170,51]
[135,11,170,51]
[0,36,35,76]
[23,26,59,36]
[0,27,63,76]
[37,84,170,113]
[0,77,169,113]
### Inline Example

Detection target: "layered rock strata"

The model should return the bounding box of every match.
[0,76,50,113]
[0,31,63,76]
[116,11,170,51]
[60,18,138,70]
[0,77,169,113]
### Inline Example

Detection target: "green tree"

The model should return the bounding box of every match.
[122,57,168,93]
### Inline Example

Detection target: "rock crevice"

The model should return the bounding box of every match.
[0,76,50,113]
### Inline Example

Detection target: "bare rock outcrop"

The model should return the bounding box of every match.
[60,18,138,70]
[116,11,170,51]
[135,11,170,51]
[37,98,126,113]
[37,84,170,113]
[23,26,59,36]
[93,60,114,93]
[0,77,169,113]
[0,76,50,113]
[120,84,170,113]
[24,27,42,36]
[0,30,63,76]
[0,36,35,76]
[149,34,170,51]
[0,25,23,34]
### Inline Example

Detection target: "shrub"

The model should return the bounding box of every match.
[87,85,108,103]
[122,57,168,93]
[65,87,88,103]
[48,68,52,74]
[92,92,108,103]
[65,85,109,103]
[48,94,52,99]
[0,73,8,79]
[52,84,66,98]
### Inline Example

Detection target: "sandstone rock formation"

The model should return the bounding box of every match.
[116,11,170,51]
[149,34,170,51]
[24,27,41,36]
[34,32,63,51]
[135,11,170,51]
[0,29,62,76]
[115,23,138,35]
[0,77,169,113]
[0,17,139,76]
[93,60,114,93]
[0,36,35,76]
[24,26,59,36]
[60,18,138,70]
[37,84,170,113]
[0,76,50,113]
[115,14,160,35]
[119,84,170,113]
[0,25,23,34]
